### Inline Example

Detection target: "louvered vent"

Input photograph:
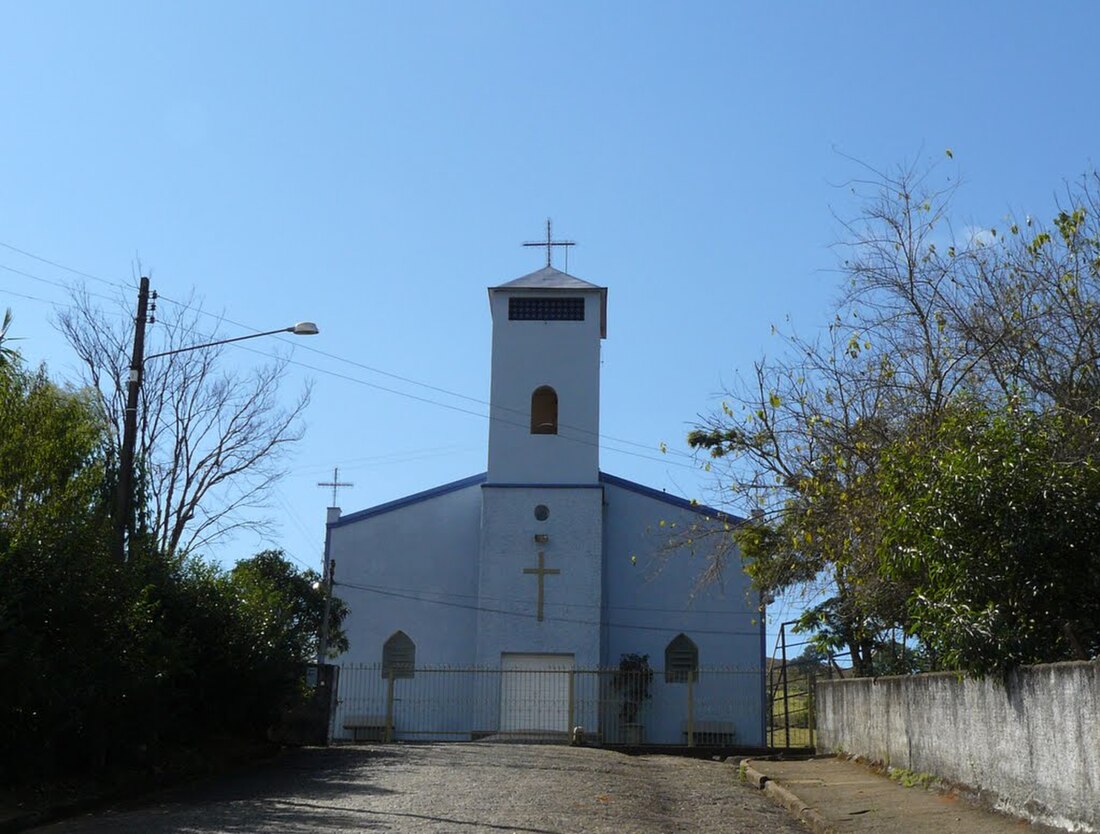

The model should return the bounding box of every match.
[509,297,585,321]
[665,633,698,683]
[382,631,416,679]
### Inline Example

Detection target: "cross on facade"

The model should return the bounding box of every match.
[522,551,560,622]
[523,218,575,268]
[318,466,354,507]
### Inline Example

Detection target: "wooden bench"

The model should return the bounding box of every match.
[343,715,390,742]
[681,720,736,746]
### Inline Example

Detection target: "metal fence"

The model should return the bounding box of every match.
[767,621,816,750]
[334,663,764,747]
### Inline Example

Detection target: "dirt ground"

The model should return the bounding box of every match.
[30,743,807,833]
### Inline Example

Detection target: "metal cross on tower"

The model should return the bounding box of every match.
[318,466,354,507]
[523,218,575,268]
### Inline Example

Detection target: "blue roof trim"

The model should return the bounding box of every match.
[482,482,603,490]
[598,471,743,523]
[330,471,740,528]
[330,473,487,528]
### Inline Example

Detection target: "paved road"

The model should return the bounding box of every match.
[32,744,806,833]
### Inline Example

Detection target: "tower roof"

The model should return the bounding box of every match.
[494,265,603,291]
[490,266,607,337]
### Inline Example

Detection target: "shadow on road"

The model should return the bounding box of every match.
[40,747,401,833]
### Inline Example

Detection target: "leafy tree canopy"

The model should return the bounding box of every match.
[690,158,1100,676]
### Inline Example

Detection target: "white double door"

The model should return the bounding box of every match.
[499,653,574,732]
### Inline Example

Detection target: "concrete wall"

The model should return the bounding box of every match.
[816,662,1100,831]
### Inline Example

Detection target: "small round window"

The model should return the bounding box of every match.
[534,504,550,521]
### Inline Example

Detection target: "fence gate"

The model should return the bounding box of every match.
[768,620,816,750]
[335,663,762,746]
[499,653,574,733]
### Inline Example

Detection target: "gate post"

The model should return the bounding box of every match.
[686,674,695,747]
[567,669,575,732]
[384,674,396,743]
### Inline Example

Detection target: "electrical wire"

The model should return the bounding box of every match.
[0,239,704,469]
[326,577,753,616]
[335,579,762,637]
[156,301,697,461]
[0,240,127,289]
[220,339,701,471]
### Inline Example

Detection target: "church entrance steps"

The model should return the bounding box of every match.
[333,663,765,747]
[471,731,572,743]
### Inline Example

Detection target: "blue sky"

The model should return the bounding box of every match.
[3,2,1099,644]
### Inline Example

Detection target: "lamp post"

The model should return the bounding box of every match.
[112,275,318,562]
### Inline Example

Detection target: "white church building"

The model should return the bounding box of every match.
[326,260,765,746]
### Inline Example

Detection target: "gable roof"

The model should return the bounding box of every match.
[328,470,741,529]
[490,266,608,338]
[494,265,603,291]
[598,472,742,523]
[328,473,487,528]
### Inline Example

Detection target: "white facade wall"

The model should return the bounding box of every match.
[476,485,604,669]
[601,479,765,745]
[485,290,602,485]
[325,266,765,744]
[327,478,483,670]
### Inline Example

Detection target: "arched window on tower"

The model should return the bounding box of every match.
[382,630,416,679]
[665,633,698,683]
[531,386,558,434]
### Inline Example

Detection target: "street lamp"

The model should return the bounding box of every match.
[143,321,320,361]
[112,274,319,562]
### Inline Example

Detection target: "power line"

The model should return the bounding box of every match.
[0,262,123,307]
[335,579,761,637]
[0,240,701,467]
[291,445,474,477]
[0,285,63,306]
[222,338,701,471]
[172,309,695,461]
[329,577,750,617]
[0,240,130,290]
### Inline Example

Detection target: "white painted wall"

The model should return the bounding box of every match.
[476,485,604,669]
[327,479,483,670]
[601,478,765,745]
[485,290,603,485]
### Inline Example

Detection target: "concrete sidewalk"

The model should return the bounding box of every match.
[742,756,1066,834]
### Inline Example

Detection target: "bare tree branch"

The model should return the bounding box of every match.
[57,286,311,558]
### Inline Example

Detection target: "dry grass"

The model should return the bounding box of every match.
[767,725,813,749]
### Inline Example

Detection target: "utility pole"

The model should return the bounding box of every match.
[317,556,335,664]
[113,276,152,563]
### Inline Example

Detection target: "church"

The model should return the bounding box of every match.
[325,251,765,746]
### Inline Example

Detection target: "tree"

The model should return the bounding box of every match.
[612,653,653,724]
[0,308,20,365]
[0,354,109,545]
[686,158,977,672]
[57,286,311,557]
[0,351,128,779]
[0,340,340,783]
[687,330,907,675]
[966,175,1100,414]
[229,549,349,664]
[879,404,1100,674]
[688,157,1100,674]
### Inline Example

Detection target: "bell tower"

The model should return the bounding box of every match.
[485,266,607,485]
[476,261,608,671]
